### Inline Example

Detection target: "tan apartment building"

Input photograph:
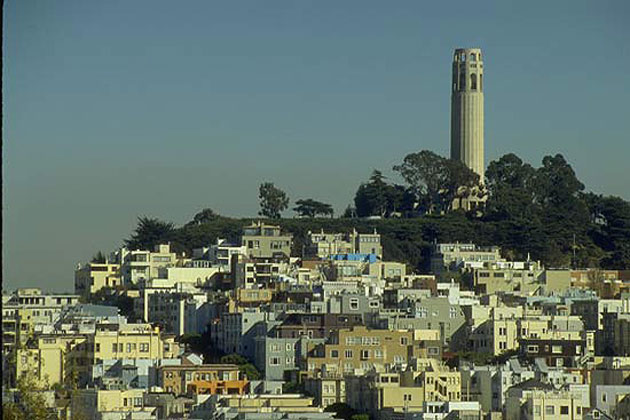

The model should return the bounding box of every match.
[305,326,417,377]
[346,371,425,416]
[120,244,180,284]
[304,376,347,408]
[306,228,383,259]
[504,382,586,420]
[345,360,461,418]
[241,222,293,259]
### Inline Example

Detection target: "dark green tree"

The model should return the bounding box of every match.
[294,199,334,218]
[186,208,220,226]
[91,251,107,263]
[354,170,390,217]
[125,216,175,250]
[220,354,261,380]
[324,402,358,420]
[485,153,537,221]
[393,150,480,214]
[259,182,289,219]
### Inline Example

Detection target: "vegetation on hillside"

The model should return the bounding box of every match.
[121,151,630,271]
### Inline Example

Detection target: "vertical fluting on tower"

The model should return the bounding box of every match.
[450,48,484,181]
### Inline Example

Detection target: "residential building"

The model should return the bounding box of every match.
[241,222,293,259]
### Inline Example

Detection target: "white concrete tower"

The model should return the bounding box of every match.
[450,48,484,181]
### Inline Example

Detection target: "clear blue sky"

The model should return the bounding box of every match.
[4,1,630,292]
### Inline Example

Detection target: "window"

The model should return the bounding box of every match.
[349,298,359,310]
[527,345,538,353]
[345,350,353,358]
[449,307,458,319]
[560,406,569,415]
[270,357,280,366]
[545,406,555,415]
[112,343,118,353]
[403,394,412,401]
[400,337,408,345]
[95,343,100,353]
[534,405,541,415]
[374,349,383,358]
[331,350,339,358]
[361,350,370,359]
[552,345,563,354]
[471,73,477,90]
[140,343,149,352]
[134,397,143,407]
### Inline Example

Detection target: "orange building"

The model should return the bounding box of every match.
[187,378,249,395]
[159,364,248,396]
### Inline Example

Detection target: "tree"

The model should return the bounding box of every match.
[186,208,220,226]
[3,369,54,420]
[125,216,175,250]
[258,182,289,219]
[324,402,358,420]
[219,354,261,380]
[393,150,480,214]
[293,199,334,218]
[91,251,106,263]
[354,170,402,217]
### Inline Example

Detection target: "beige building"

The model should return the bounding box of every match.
[451,48,484,180]
[473,262,545,295]
[86,322,179,364]
[74,262,122,297]
[431,243,502,274]
[2,288,80,354]
[471,313,585,357]
[307,229,383,259]
[304,376,347,408]
[16,334,87,388]
[505,382,586,420]
[344,359,461,418]
[211,393,323,415]
[241,222,293,259]
[121,244,180,284]
[72,388,155,418]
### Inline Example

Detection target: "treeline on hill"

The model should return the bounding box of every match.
[123,151,630,271]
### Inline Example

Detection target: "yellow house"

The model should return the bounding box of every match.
[15,334,87,388]
[72,389,154,418]
[86,323,179,363]
[74,262,122,297]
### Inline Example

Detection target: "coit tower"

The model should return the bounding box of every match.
[450,48,484,181]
